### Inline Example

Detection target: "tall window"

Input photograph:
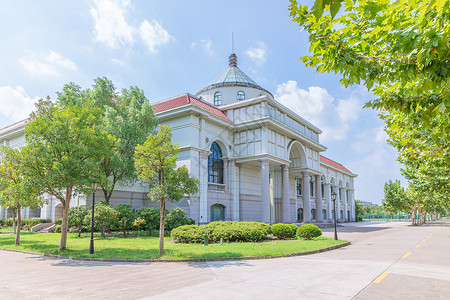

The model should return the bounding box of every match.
[208,142,223,183]
[296,177,302,195]
[211,204,225,221]
[322,209,327,219]
[237,91,245,101]
[310,177,314,197]
[214,92,222,106]
[321,180,324,197]
[311,209,316,220]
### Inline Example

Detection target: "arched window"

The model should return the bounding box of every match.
[321,180,324,197]
[297,208,304,223]
[322,209,327,220]
[210,204,225,221]
[208,142,223,183]
[214,92,222,106]
[237,91,245,101]
[340,210,344,220]
[311,209,316,220]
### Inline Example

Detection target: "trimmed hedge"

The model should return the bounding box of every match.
[0,218,51,231]
[296,224,322,240]
[171,221,271,243]
[271,223,298,239]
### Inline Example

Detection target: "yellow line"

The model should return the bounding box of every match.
[415,244,421,248]
[373,272,390,284]
[427,236,431,238]
[422,239,427,242]
[402,252,411,259]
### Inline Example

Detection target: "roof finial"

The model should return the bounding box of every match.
[232,32,234,53]
[229,53,237,67]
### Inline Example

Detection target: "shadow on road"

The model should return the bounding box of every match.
[322,226,391,233]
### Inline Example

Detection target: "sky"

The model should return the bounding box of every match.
[0,0,406,204]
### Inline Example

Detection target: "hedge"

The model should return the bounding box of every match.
[296,224,322,240]
[271,223,298,239]
[171,221,271,243]
[0,218,51,231]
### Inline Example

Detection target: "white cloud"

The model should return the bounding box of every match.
[275,80,363,142]
[191,39,213,56]
[139,20,173,53]
[245,41,267,65]
[90,0,135,48]
[111,58,126,66]
[0,86,40,123]
[19,50,77,77]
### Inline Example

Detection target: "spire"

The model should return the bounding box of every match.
[229,53,237,67]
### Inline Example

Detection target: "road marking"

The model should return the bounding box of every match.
[402,252,411,259]
[427,236,431,238]
[415,244,421,248]
[422,239,427,242]
[373,272,390,284]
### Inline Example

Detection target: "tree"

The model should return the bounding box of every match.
[134,126,199,256]
[136,207,162,236]
[114,204,135,237]
[57,78,158,204]
[23,98,117,251]
[382,180,410,213]
[354,200,364,222]
[289,0,450,116]
[0,146,42,245]
[84,201,117,238]
[68,206,89,237]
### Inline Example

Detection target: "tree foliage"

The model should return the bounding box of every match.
[57,77,158,203]
[0,146,42,245]
[114,204,135,236]
[382,179,410,212]
[289,0,450,116]
[134,125,199,256]
[84,201,117,238]
[68,206,89,237]
[23,98,117,250]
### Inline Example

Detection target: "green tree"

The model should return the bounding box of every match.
[57,78,158,204]
[165,208,195,230]
[354,200,364,222]
[114,204,135,237]
[68,206,89,237]
[134,126,199,256]
[23,98,117,250]
[136,207,162,235]
[84,201,117,238]
[382,180,410,213]
[0,146,42,245]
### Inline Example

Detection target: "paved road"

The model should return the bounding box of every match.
[1,220,449,299]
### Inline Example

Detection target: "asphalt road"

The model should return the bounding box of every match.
[1,220,449,299]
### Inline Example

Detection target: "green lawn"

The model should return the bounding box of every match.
[0,231,348,260]
[0,227,14,233]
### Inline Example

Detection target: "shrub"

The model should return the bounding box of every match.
[136,207,164,235]
[271,223,297,239]
[68,206,89,237]
[296,224,322,240]
[114,204,135,236]
[171,221,271,243]
[54,218,63,225]
[165,208,195,230]
[84,202,117,238]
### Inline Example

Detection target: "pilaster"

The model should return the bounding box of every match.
[302,172,311,223]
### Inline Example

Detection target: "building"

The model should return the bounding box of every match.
[0,53,357,224]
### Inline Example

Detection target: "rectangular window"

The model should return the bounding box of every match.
[296,177,302,195]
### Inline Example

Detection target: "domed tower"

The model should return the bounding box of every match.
[196,53,273,106]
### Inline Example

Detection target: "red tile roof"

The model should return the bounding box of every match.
[153,93,231,122]
[320,155,353,174]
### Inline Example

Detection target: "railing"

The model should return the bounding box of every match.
[208,183,226,192]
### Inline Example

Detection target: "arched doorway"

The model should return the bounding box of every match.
[210,204,225,221]
[297,208,303,223]
[311,209,316,220]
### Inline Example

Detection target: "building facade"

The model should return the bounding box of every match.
[0,53,357,224]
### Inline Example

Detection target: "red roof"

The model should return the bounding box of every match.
[320,156,353,174]
[153,94,231,122]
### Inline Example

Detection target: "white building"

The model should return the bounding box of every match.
[0,53,357,224]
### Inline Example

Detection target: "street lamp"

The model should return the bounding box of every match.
[331,191,338,241]
[89,182,98,255]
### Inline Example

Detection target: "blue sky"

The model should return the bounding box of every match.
[0,0,405,204]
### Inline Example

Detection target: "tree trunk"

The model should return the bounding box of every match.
[15,205,21,246]
[102,187,111,204]
[12,211,16,234]
[59,187,72,251]
[159,198,166,256]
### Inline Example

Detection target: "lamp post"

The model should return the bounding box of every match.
[331,191,338,241]
[89,183,98,255]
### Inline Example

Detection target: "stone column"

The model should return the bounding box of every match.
[282,165,290,223]
[315,175,323,222]
[199,152,209,224]
[343,188,348,222]
[230,161,240,221]
[334,186,340,222]
[324,183,332,222]
[349,189,355,221]
[261,159,270,223]
[302,171,311,223]
[223,159,228,193]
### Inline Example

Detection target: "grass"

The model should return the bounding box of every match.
[0,231,348,260]
[0,226,14,233]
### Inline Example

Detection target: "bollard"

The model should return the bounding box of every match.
[204,234,208,246]
[220,238,223,245]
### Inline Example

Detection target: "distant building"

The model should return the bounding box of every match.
[0,53,357,224]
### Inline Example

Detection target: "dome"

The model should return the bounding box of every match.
[196,53,273,98]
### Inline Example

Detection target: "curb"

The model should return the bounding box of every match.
[0,241,351,263]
